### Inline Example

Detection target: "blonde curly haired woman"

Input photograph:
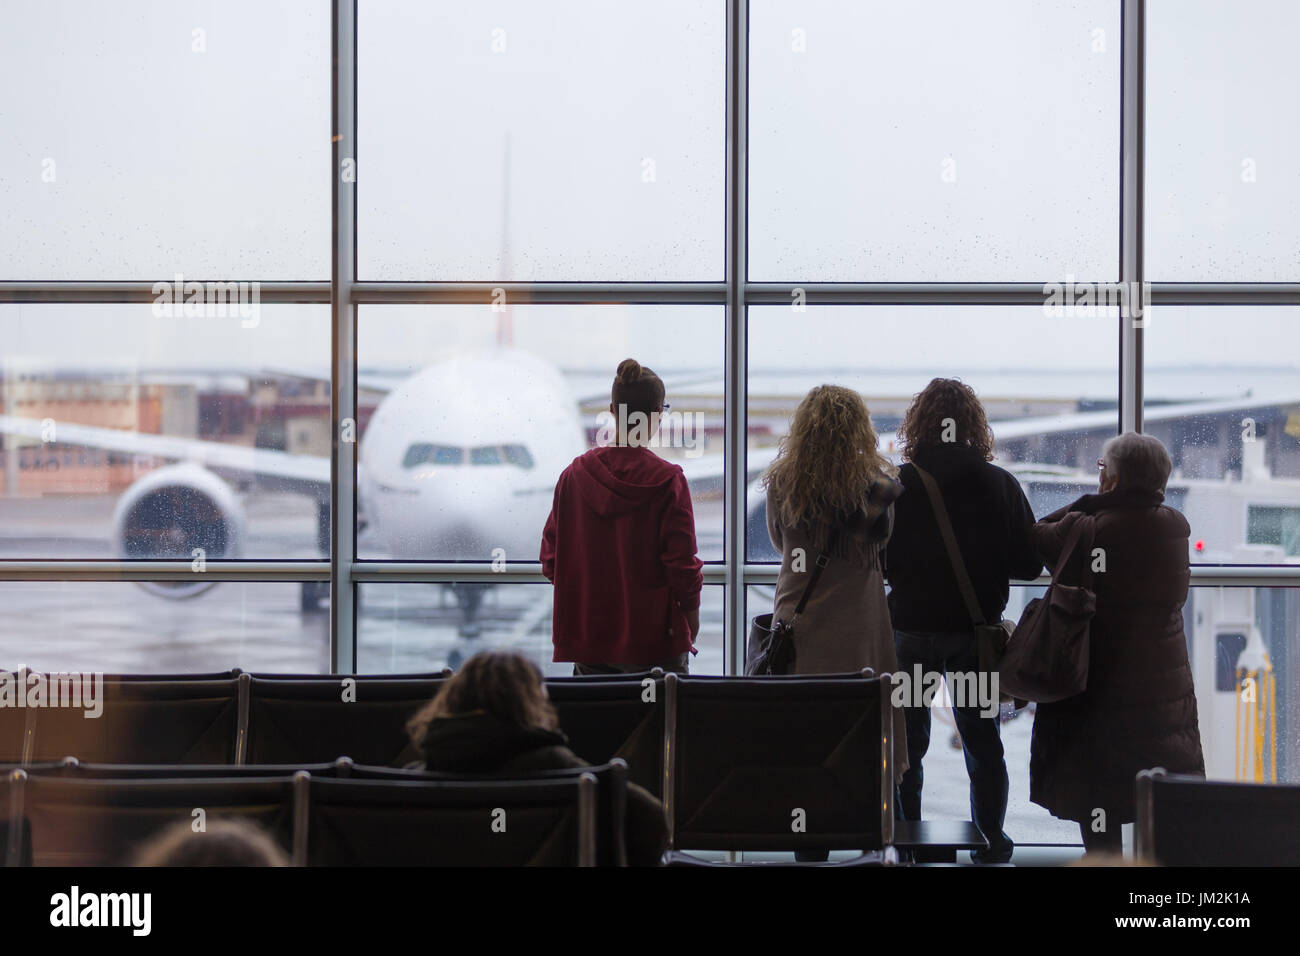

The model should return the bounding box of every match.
[762,386,908,791]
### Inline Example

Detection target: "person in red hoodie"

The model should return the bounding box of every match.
[541,358,703,674]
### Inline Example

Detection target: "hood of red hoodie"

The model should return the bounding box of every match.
[569,446,680,517]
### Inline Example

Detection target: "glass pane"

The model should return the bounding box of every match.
[358,0,725,280]
[0,0,330,280]
[749,0,1119,281]
[1146,0,1300,281]
[359,582,725,677]
[1189,587,1299,785]
[357,304,724,561]
[1144,306,1300,564]
[746,305,1119,561]
[0,304,331,560]
[0,581,328,673]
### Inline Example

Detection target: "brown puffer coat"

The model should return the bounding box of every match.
[1028,488,1205,824]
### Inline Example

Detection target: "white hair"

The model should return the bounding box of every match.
[1102,432,1172,493]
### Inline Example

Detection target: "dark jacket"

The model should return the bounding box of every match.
[541,446,703,666]
[885,445,1042,632]
[414,712,668,866]
[1028,489,1206,824]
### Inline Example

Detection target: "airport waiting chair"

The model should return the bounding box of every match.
[2,771,33,867]
[300,773,598,867]
[24,677,243,765]
[1136,768,1300,866]
[242,676,443,766]
[4,770,299,866]
[545,668,664,683]
[0,704,24,765]
[245,670,452,680]
[15,756,352,780]
[546,676,666,798]
[662,673,895,864]
[104,671,240,682]
[344,759,631,866]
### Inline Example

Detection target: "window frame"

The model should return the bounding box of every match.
[0,0,1297,684]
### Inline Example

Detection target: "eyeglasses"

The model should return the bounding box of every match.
[660,403,671,413]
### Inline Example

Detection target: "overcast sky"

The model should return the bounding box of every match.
[1,0,1296,387]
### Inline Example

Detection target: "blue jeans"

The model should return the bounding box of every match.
[893,629,1013,863]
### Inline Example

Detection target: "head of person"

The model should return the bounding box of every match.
[898,377,995,462]
[1098,432,1172,495]
[406,650,558,748]
[762,384,894,530]
[609,358,666,445]
[132,818,290,867]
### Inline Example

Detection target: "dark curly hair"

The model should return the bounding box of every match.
[897,378,994,462]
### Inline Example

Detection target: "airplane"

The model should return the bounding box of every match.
[0,337,734,638]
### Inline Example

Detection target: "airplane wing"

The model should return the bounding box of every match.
[574,371,724,408]
[984,393,1300,444]
[675,444,781,497]
[263,365,401,395]
[0,414,330,493]
[677,392,1300,494]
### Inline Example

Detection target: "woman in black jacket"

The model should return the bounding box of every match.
[885,378,1043,864]
[406,650,668,866]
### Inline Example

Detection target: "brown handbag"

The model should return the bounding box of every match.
[999,515,1097,703]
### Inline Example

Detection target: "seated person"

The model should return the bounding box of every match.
[132,818,290,866]
[407,650,668,866]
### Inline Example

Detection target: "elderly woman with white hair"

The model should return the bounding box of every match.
[1028,431,1205,856]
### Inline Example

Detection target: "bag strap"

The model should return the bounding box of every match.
[913,464,986,627]
[1051,514,1096,587]
[789,524,841,624]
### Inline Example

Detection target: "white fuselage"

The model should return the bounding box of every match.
[357,349,588,561]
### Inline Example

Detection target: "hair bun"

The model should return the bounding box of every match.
[615,358,642,384]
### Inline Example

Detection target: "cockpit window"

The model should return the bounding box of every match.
[403,443,534,469]
[503,444,535,469]
[403,443,464,468]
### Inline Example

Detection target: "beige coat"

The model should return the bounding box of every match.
[767,500,909,781]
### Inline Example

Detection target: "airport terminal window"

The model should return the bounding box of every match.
[1144,307,1300,564]
[0,581,330,675]
[748,0,1119,281]
[746,305,1119,560]
[358,582,725,677]
[0,0,330,280]
[1184,586,1299,787]
[357,304,725,562]
[1248,507,1300,558]
[1146,0,1300,281]
[357,0,725,281]
[0,304,332,562]
[1,1,1297,852]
